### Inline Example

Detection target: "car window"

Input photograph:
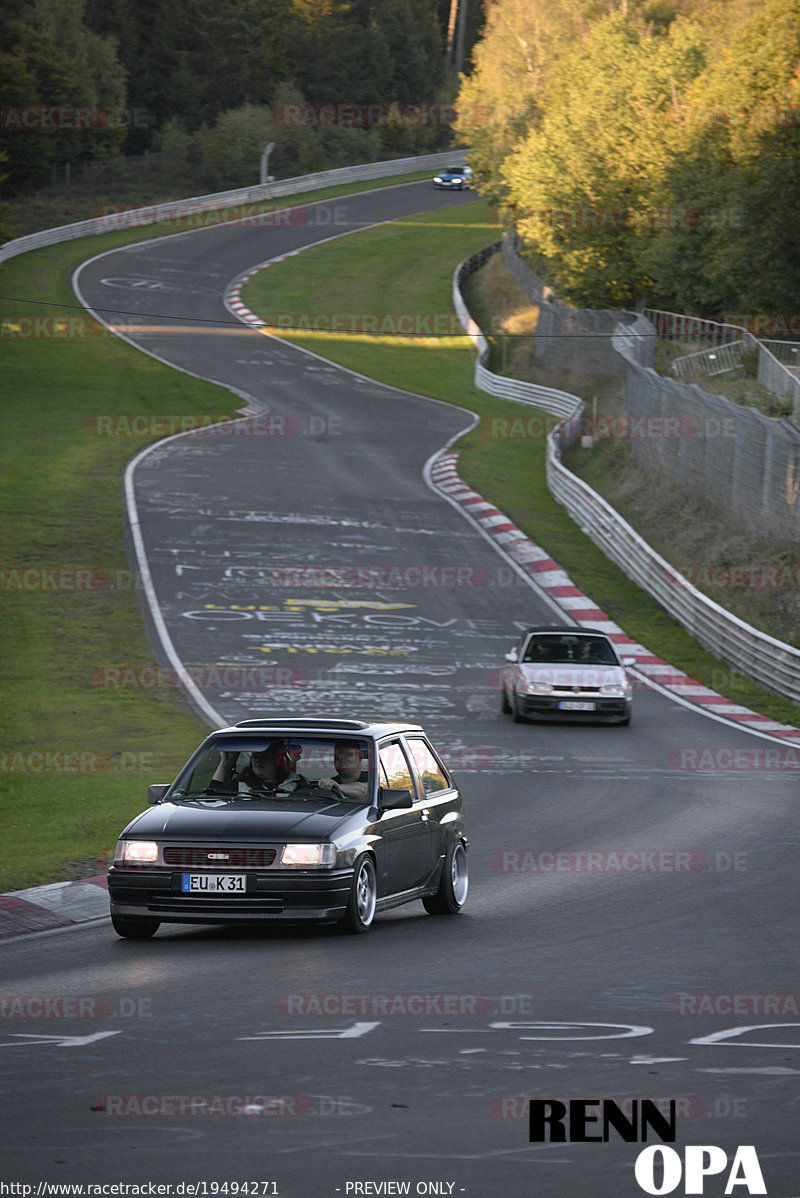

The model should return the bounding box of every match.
[378,741,415,794]
[170,737,372,798]
[523,636,559,662]
[580,638,617,664]
[405,738,451,795]
[523,634,618,664]
[171,748,228,795]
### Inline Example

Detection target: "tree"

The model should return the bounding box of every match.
[195,102,278,189]
[0,1,126,194]
[502,11,707,305]
[647,0,800,312]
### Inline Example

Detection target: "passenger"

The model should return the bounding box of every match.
[583,639,613,663]
[211,741,304,795]
[317,742,368,799]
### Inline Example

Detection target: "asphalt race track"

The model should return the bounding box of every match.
[2,182,799,1198]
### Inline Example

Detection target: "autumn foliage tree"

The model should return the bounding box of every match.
[456,0,800,315]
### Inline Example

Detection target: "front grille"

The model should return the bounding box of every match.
[163,846,277,868]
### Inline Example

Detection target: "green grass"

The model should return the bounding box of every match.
[0,170,436,893]
[0,239,239,890]
[4,169,439,246]
[2,179,798,893]
[242,202,800,729]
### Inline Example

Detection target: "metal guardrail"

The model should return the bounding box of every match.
[0,152,462,264]
[671,340,748,381]
[454,246,800,703]
[643,309,745,347]
[645,308,800,416]
[452,247,581,419]
[763,340,800,374]
[6,163,797,701]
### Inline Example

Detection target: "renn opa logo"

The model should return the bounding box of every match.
[529,1100,766,1194]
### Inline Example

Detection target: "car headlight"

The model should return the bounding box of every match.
[525,681,553,695]
[117,840,159,865]
[600,683,629,697]
[280,843,336,867]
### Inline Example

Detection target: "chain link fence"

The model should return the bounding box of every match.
[614,321,800,544]
[452,243,800,699]
[500,232,646,380]
[502,233,800,544]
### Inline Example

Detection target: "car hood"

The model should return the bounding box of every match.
[123,797,367,842]
[516,663,627,687]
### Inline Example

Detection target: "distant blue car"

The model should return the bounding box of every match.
[433,165,473,190]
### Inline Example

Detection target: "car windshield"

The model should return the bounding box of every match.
[523,634,618,665]
[169,736,373,801]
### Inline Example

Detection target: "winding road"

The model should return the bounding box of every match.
[1,181,798,1197]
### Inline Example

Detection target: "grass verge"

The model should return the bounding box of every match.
[241,202,800,729]
[2,180,797,893]
[0,170,435,893]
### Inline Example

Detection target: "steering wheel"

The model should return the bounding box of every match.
[316,781,346,800]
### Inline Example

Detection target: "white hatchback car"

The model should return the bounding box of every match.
[501,627,635,725]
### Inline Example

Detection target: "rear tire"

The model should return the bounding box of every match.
[423,841,469,915]
[341,855,377,934]
[111,912,160,939]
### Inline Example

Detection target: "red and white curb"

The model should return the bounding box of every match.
[227,258,799,744]
[6,273,796,943]
[225,252,303,329]
[0,876,108,941]
[226,268,268,326]
[430,452,800,743]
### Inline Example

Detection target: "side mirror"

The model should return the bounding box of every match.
[148,784,169,805]
[621,657,636,667]
[379,786,414,811]
[504,650,518,663]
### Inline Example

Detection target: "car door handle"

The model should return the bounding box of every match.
[420,809,431,822]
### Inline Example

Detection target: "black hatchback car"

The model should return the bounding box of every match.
[108,718,468,938]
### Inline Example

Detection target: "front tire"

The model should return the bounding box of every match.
[341,854,377,934]
[423,841,469,915]
[111,911,160,939]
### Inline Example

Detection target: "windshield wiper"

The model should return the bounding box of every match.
[169,790,228,801]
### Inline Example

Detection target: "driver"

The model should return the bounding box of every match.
[317,741,368,799]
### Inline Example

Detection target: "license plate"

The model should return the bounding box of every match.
[558,700,596,711]
[181,873,246,893]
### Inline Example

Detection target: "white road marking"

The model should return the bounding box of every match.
[1,1031,122,1048]
[238,1021,380,1040]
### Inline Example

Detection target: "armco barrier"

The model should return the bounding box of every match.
[0,152,462,264]
[453,246,800,703]
[644,309,800,418]
[6,157,797,702]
